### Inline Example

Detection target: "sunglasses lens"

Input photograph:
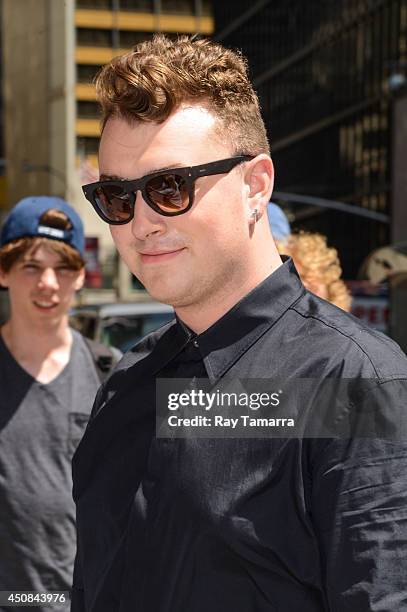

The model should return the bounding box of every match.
[146,173,189,213]
[94,185,133,223]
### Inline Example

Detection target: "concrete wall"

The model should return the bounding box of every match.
[3,0,55,204]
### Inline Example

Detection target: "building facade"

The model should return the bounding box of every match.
[75,0,213,169]
[214,0,407,278]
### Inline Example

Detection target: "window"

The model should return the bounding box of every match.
[76,0,113,8]
[77,64,101,83]
[119,0,153,11]
[77,101,101,118]
[201,0,212,16]
[118,30,151,47]
[77,137,100,156]
[161,0,195,15]
[76,28,113,47]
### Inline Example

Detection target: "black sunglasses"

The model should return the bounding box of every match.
[82,155,254,225]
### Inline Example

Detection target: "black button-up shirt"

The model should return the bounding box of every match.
[72,259,407,611]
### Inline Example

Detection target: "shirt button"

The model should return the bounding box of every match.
[192,339,199,348]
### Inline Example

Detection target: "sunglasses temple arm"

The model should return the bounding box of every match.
[191,158,248,179]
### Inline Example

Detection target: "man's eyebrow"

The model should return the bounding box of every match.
[99,163,185,182]
[22,257,63,265]
[99,173,123,181]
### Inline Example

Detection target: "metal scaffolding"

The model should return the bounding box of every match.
[214,0,407,277]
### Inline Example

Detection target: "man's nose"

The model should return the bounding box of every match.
[38,267,59,290]
[131,191,166,240]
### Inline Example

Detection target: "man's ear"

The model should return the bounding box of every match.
[74,268,86,291]
[0,267,9,289]
[246,155,274,221]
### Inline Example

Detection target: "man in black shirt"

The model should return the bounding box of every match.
[73,35,407,611]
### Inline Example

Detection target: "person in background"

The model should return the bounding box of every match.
[267,202,291,244]
[281,232,351,311]
[268,203,350,310]
[0,197,119,612]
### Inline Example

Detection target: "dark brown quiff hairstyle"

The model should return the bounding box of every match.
[0,209,85,273]
[95,34,270,156]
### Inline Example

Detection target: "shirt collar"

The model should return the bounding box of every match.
[176,258,305,384]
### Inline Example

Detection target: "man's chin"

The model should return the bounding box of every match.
[145,289,178,307]
[144,282,188,308]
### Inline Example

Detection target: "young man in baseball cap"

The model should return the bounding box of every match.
[0,196,118,611]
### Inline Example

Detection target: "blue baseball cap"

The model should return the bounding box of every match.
[0,196,85,256]
[267,202,291,241]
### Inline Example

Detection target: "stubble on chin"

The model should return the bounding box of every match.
[144,274,194,308]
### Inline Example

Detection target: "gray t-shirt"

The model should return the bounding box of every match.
[0,330,101,611]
